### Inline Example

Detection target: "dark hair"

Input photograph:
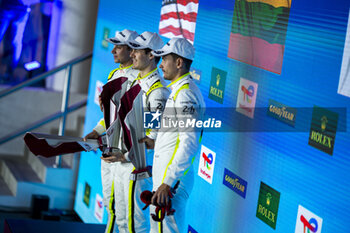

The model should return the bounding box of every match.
[125,45,132,51]
[144,48,160,64]
[169,53,192,70]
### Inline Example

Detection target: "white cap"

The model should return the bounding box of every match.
[105,29,138,45]
[127,31,163,51]
[152,37,195,60]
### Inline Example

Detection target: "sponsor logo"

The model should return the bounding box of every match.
[119,31,125,37]
[256,182,280,229]
[153,50,164,55]
[83,182,91,207]
[267,99,297,127]
[236,78,258,118]
[208,67,227,104]
[190,67,201,84]
[198,145,216,184]
[94,80,104,106]
[140,34,147,41]
[110,38,121,44]
[308,106,338,155]
[222,168,247,198]
[188,225,198,233]
[94,193,104,223]
[295,205,323,233]
[144,110,162,129]
[102,27,110,49]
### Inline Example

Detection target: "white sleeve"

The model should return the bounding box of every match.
[93,118,106,135]
[163,90,201,187]
[147,87,169,140]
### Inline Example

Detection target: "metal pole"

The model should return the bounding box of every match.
[55,65,73,167]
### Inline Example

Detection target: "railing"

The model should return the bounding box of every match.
[0,52,92,167]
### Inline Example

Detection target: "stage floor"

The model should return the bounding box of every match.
[4,219,105,233]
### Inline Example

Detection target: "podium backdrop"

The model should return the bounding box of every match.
[74,0,350,232]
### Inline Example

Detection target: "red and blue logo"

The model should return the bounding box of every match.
[300,215,319,233]
[202,151,213,170]
[295,205,323,233]
[241,85,254,103]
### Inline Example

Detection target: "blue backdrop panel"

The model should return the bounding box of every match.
[75,0,350,232]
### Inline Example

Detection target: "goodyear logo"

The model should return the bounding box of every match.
[267,99,297,127]
[188,225,198,233]
[190,67,201,84]
[222,168,247,198]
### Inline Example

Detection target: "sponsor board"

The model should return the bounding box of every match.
[267,99,297,126]
[223,168,248,198]
[209,67,227,104]
[236,78,258,118]
[198,145,216,184]
[94,193,104,223]
[102,27,110,49]
[188,225,198,233]
[308,106,338,155]
[190,67,201,84]
[295,205,323,233]
[256,182,280,229]
[83,182,91,207]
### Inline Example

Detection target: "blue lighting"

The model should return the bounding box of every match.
[24,61,41,71]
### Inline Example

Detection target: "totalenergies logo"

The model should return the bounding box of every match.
[300,215,319,233]
[97,200,103,209]
[241,85,254,103]
[198,145,216,184]
[295,205,323,233]
[202,152,213,170]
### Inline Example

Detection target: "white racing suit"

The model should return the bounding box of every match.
[150,73,205,233]
[114,67,169,233]
[93,65,138,233]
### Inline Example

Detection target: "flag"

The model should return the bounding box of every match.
[227,0,292,74]
[338,9,350,98]
[24,132,100,158]
[159,0,199,44]
[100,77,128,129]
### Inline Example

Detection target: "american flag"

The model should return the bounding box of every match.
[159,0,199,44]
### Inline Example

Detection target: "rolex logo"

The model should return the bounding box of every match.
[209,67,227,104]
[321,116,328,131]
[266,193,272,206]
[216,74,220,86]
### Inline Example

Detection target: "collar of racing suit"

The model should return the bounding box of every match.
[107,64,135,81]
[119,64,133,70]
[167,72,191,92]
[131,68,161,93]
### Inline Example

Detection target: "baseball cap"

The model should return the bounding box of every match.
[127,31,163,51]
[105,29,138,45]
[152,37,195,60]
